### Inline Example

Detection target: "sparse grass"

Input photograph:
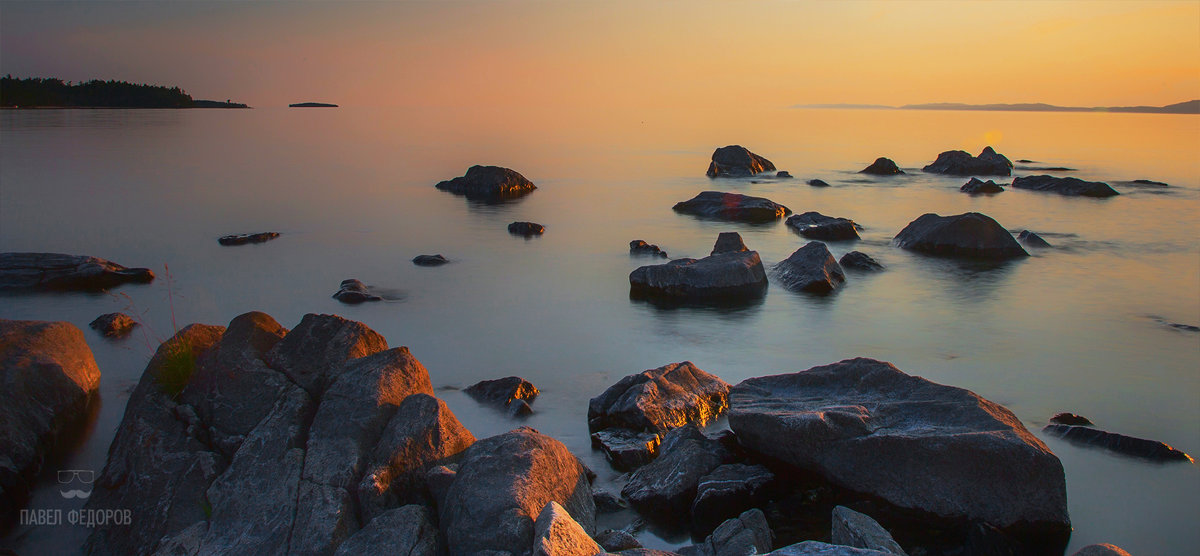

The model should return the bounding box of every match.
[156,339,197,398]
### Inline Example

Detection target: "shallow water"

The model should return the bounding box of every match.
[1,107,1197,554]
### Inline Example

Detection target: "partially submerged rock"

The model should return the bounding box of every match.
[0,252,153,291]
[465,376,539,414]
[588,362,731,434]
[707,145,776,177]
[435,165,537,200]
[412,254,449,266]
[922,147,1012,176]
[786,212,861,241]
[808,179,831,187]
[631,240,669,258]
[776,171,793,179]
[831,507,907,555]
[332,279,384,303]
[510,221,547,236]
[1018,230,1052,248]
[772,241,846,294]
[621,426,732,522]
[629,247,768,302]
[859,157,904,175]
[217,232,280,246]
[893,212,1028,260]
[1011,175,1119,197]
[960,178,1005,194]
[0,320,101,522]
[728,358,1070,533]
[89,312,138,337]
[1071,544,1133,556]
[1049,413,1093,426]
[591,428,662,471]
[710,232,749,255]
[1043,424,1193,462]
[839,251,884,272]
[673,191,791,223]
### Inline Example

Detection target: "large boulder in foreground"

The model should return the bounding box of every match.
[435,165,537,199]
[439,427,595,555]
[706,145,776,177]
[1011,175,1119,197]
[728,358,1070,533]
[922,146,1012,176]
[893,212,1028,260]
[0,252,154,291]
[772,241,846,294]
[0,320,101,521]
[673,191,791,223]
[630,234,768,302]
[588,362,731,434]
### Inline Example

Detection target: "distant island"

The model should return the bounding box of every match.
[793,99,1200,114]
[0,76,248,108]
[289,102,338,108]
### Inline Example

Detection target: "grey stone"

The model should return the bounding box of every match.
[0,252,154,290]
[706,145,776,177]
[465,376,540,408]
[435,165,537,199]
[786,212,861,241]
[533,501,604,556]
[332,278,384,304]
[1011,175,1119,197]
[1017,230,1052,248]
[673,191,791,223]
[691,464,774,533]
[680,508,772,556]
[631,240,669,258]
[588,362,730,434]
[710,232,749,255]
[728,358,1070,531]
[839,252,884,272]
[153,521,208,556]
[425,464,458,509]
[89,312,138,337]
[859,158,904,175]
[218,232,280,246]
[807,179,831,187]
[772,241,846,294]
[621,426,731,521]
[593,490,627,513]
[597,529,642,551]
[1043,424,1192,462]
[333,505,439,556]
[412,254,449,266]
[776,171,793,179]
[831,506,906,555]
[922,147,1012,176]
[960,178,1005,194]
[510,221,547,236]
[1049,413,1093,426]
[766,541,893,555]
[591,428,662,470]
[264,313,388,395]
[629,251,768,301]
[893,212,1028,260]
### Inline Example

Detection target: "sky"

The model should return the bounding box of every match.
[1,0,1198,111]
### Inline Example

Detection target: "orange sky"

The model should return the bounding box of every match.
[1,0,1197,111]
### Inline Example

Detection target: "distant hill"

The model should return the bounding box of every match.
[0,76,248,108]
[793,99,1199,114]
[289,102,338,108]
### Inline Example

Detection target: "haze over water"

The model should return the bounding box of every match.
[1,105,1198,553]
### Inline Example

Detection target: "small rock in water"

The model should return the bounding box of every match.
[839,251,884,271]
[772,241,846,294]
[435,165,537,200]
[465,377,539,418]
[0,252,154,291]
[776,171,793,179]
[785,212,862,241]
[1043,424,1193,462]
[706,145,776,177]
[1018,230,1052,248]
[807,178,831,187]
[332,279,383,303]
[860,157,904,175]
[593,490,627,514]
[591,428,662,471]
[922,146,1012,176]
[89,312,138,337]
[1049,413,1093,426]
[630,240,669,258]
[893,212,1028,260]
[1011,175,1119,197]
[596,528,642,551]
[412,254,449,266]
[711,232,749,255]
[960,177,1005,194]
[1147,315,1200,332]
[1130,179,1169,187]
[218,232,280,246]
[673,191,791,223]
[508,221,546,236]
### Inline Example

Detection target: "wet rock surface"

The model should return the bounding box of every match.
[1043,424,1193,462]
[922,147,1012,176]
[786,212,861,241]
[0,252,154,291]
[591,428,662,471]
[629,250,768,302]
[893,212,1028,260]
[839,251,884,271]
[1018,230,1052,248]
[435,165,537,200]
[465,376,539,413]
[217,232,280,246]
[621,426,733,524]
[1011,175,1119,197]
[588,362,731,434]
[509,221,547,236]
[706,145,776,177]
[673,191,791,223]
[772,241,846,294]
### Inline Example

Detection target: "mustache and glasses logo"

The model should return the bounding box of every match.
[58,469,94,499]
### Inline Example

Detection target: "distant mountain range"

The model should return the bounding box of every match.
[793,100,1200,114]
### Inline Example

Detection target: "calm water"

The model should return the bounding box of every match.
[1,107,1198,554]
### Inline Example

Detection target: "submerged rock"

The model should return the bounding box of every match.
[1049,413,1093,426]
[807,179,831,187]
[786,212,861,241]
[1129,179,1169,187]
[435,165,537,199]
[630,235,768,302]
[859,157,904,175]
[711,232,749,255]
[893,212,1028,260]
[922,147,1012,176]
[673,191,791,223]
[412,254,449,266]
[777,171,794,179]
[588,362,731,434]
[1011,175,1119,197]
[0,320,101,522]
[960,178,1005,194]
[631,240,669,258]
[1043,424,1193,462]
[333,279,384,303]
[728,358,1070,532]
[509,221,547,236]
[839,251,884,272]
[707,145,776,177]
[1018,230,1052,248]
[218,232,280,246]
[772,241,846,294]
[597,528,643,551]
[0,252,154,291]
[831,506,907,555]
[89,312,138,337]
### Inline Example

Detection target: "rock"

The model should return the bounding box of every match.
[1043,424,1193,462]
[772,241,846,294]
[465,376,540,412]
[533,501,604,556]
[425,464,458,508]
[839,252,884,272]
[777,171,793,179]
[1017,230,1051,248]
[435,165,537,199]
[807,179,831,187]
[593,490,627,513]
[680,508,772,556]
[631,240,669,258]
[217,232,280,246]
[830,507,906,555]
[333,505,439,556]
[509,399,535,417]
[786,212,861,241]
[332,278,384,303]
[1049,413,1093,426]
[588,362,731,434]
[0,252,154,291]
[691,464,774,533]
[89,312,138,337]
[620,550,681,556]
[621,426,731,523]
[630,249,768,302]
[706,145,776,177]
[264,313,388,395]
[591,428,662,471]
[960,178,1005,194]
[1129,179,1168,187]
[1011,175,1119,197]
[440,427,595,555]
[728,358,1070,533]
[710,232,749,255]
[510,221,547,236]
[672,191,791,223]
[766,541,894,555]
[893,212,1028,260]
[921,147,1012,176]
[859,157,904,175]
[412,254,449,266]
[0,320,101,522]
[1070,544,1133,556]
[597,529,642,551]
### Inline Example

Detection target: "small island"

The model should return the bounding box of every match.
[289,102,338,108]
[1,76,247,108]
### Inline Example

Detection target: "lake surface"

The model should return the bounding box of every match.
[1,106,1197,554]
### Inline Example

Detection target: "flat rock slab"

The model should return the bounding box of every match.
[673,191,791,223]
[1043,424,1193,462]
[707,145,776,177]
[894,212,1028,260]
[786,212,861,241]
[435,165,537,200]
[922,147,1011,176]
[0,252,154,291]
[773,241,846,294]
[591,428,662,471]
[808,179,831,187]
[1011,175,1119,197]
[728,357,1070,531]
[218,232,280,246]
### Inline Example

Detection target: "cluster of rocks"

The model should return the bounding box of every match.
[0,252,154,291]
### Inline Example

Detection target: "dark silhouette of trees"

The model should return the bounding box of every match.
[0,76,245,108]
